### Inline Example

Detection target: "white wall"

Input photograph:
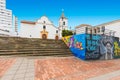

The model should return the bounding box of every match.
[20,16,59,39]
[104,22,120,38]
[20,23,36,38]
[59,18,68,30]
[75,26,86,34]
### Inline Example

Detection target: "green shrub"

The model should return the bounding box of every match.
[62,30,73,37]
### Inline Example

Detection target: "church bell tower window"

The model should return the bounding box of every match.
[63,22,65,25]
[43,26,46,30]
[56,30,58,33]
[44,21,46,24]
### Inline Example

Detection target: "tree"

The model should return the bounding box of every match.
[62,30,73,37]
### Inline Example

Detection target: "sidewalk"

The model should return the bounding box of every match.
[0,56,120,80]
[1,57,34,80]
[87,70,120,80]
[0,57,15,79]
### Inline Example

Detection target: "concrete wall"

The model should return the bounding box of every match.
[114,37,120,58]
[104,22,120,38]
[63,34,120,60]
[62,34,86,60]
[75,26,86,34]
[86,34,114,60]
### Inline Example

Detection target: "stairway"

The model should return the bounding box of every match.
[0,37,73,57]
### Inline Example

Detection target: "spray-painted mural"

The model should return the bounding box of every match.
[86,34,114,60]
[63,36,84,50]
[114,37,120,58]
[86,34,101,59]
[62,34,86,60]
[63,34,120,60]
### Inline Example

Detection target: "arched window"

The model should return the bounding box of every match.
[43,26,46,29]
[44,21,46,24]
[56,30,58,33]
[63,22,65,25]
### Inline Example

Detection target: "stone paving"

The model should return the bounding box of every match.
[1,57,34,80]
[88,70,120,80]
[110,75,120,80]
[35,57,120,80]
[0,56,120,80]
[0,57,15,79]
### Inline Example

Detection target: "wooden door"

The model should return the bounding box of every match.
[42,34,47,39]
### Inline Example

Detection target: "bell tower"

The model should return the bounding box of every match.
[59,10,68,30]
[58,10,68,38]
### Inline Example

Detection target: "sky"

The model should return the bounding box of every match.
[6,0,120,31]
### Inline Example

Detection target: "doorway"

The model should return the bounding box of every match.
[42,34,47,39]
[55,36,59,40]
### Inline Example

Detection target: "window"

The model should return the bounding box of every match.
[63,22,65,25]
[43,21,46,24]
[90,29,92,34]
[94,29,96,33]
[101,26,105,32]
[56,30,58,33]
[86,27,88,33]
[43,26,46,29]
[97,27,100,33]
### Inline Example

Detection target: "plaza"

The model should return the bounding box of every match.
[0,56,120,80]
[1,0,120,80]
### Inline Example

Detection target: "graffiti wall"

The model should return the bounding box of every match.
[86,34,114,60]
[114,37,120,58]
[63,34,120,60]
[62,34,86,60]
[86,34,101,59]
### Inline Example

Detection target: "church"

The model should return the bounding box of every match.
[20,12,68,40]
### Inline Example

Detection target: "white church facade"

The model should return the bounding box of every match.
[20,12,68,39]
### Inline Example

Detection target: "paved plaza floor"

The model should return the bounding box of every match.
[0,56,120,80]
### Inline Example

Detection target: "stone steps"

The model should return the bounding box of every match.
[0,37,73,57]
[0,47,69,50]
[0,50,70,53]
[0,49,70,52]
[3,53,73,57]
[0,47,68,50]
[0,52,73,56]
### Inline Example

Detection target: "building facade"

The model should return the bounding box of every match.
[75,24,92,34]
[20,12,68,39]
[96,20,120,38]
[58,12,68,38]
[0,0,12,36]
[20,16,59,39]
[75,20,119,38]
[12,15,18,36]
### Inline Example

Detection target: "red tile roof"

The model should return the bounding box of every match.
[21,21,36,24]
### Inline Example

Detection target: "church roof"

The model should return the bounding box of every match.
[21,21,36,24]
